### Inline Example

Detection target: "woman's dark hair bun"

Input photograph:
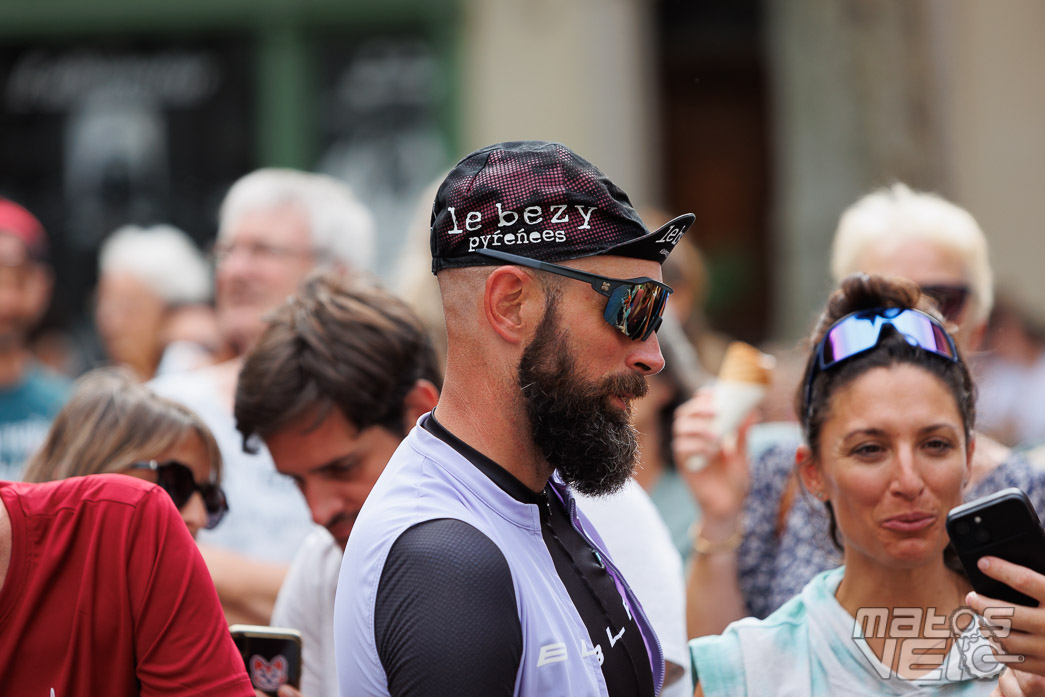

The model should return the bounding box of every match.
[812,273,942,345]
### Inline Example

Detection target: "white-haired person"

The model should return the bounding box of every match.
[831,182,993,349]
[150,168,375,626]
[96,223,221,380]
[690,273,1045,697]
[676,184,1045,639]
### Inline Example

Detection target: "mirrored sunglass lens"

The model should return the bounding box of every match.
[822,311,955,367]
[606,286,633,336]
[644,287,669,338]
[821,317,882,365]
[888,313,956,359]
[607,283,666,339]
[625,285,656,338]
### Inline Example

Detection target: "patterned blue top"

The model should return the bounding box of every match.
[738,443,1045,619]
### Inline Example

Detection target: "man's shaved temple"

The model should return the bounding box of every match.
[438,265,563,342]
[437,266,489,342]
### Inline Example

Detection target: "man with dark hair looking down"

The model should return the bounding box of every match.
[150,168,375,625]
[234,269,440,697]
[334,140,695,697]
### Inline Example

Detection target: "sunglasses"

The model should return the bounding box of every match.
[919,284,970,323]
[476,248,673,341]
[128,460,228,530]
[803,307,959,420]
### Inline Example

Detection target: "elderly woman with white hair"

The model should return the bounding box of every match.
[95,224,221,380]
[830,182,993,351]
[675,183,1045,640]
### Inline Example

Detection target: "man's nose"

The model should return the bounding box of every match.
[302,482,342,527]
[627,331,666,376]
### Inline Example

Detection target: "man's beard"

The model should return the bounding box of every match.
[517,296,648,497]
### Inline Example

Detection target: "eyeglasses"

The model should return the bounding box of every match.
[803,307,959,420]
[210,240,315,266]
[128,460,228,530]
[476,248,673,341]
[919,284,970,323]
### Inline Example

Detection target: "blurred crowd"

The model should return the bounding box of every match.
[4,150,1045,697]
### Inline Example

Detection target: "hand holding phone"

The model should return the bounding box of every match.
[230,624,303,697]
[946,487,1045,607]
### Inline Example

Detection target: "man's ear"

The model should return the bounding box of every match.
[483,266,542,344]
[402,379,440,428]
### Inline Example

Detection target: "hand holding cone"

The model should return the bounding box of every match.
[685,341,775,471]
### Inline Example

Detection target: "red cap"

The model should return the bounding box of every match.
[0,198,49,263]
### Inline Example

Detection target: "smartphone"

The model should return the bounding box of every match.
[946,487,1045,606]
[229,624,303,696]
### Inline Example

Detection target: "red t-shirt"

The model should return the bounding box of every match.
[0,474,254,696]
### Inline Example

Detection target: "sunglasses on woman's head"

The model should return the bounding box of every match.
[128,460,228,530]
[919,284,970,323]
[476,248,673,342]
[803,307,959,421]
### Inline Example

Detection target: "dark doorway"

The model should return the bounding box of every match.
[656,1,771,345]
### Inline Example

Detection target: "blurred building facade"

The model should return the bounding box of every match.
[0,0,1042,351]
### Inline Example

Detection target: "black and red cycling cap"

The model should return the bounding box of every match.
[430,140,694,273]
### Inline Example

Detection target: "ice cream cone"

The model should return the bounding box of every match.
[685,341,775,471]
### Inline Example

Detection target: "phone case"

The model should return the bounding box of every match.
[229,624,303,696]
[946,487,1045,606]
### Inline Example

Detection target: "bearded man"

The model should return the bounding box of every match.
[334,141,694,697]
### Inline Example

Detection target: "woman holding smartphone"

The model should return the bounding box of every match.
[677,186,1045,642]
[690,274,1045,696]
